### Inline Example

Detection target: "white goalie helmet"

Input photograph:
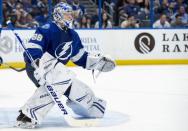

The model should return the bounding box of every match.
[53,2,73,29]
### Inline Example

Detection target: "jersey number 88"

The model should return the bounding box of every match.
[31,34,43,41]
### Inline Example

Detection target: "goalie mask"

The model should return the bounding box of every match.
[53,2,73,29]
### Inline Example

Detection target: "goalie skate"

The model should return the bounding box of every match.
[15,110,38,129]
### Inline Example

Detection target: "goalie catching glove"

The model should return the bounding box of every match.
[86,53,116,72]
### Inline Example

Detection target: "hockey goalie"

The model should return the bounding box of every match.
[16,2,116,128]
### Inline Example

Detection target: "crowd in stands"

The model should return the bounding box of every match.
[2,0,188,28]
[2,0,49,28]
[112,0,150,28]
[153,0,188,28]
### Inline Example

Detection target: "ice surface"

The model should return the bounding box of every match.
[0,65,188,131]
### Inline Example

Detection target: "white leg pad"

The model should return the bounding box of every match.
[20,61,73,123]
[20,86,55,123]
[67,78,107,118]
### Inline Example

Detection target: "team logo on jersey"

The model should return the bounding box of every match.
[42,24,50,29]
[55,41,72,60]
[134,33,155,54]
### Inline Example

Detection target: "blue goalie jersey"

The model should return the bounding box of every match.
[24,22,88,68]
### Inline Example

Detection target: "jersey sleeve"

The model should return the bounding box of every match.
[24,24,49,63]
[70,30,88,68]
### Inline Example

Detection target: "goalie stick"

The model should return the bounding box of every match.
[6,20,100,127]
[0,62,25,72]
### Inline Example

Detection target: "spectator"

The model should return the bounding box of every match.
[79,15,91,28]
[72,0,86,18]
[154,0,175,21]
[121,15,140,28]
[124,0,141,18]
[14,2,26,21]
[22,0,34,14]
[70,0,86,28]
[173,0,187,12]
[91,8,100,27]
[171,6,188,25]
[161,0,170,13]
[13,2,29,28]
[136,0,149,8]
[2,0,188,29]
[94,12,113,28]
[113,0,127,26]
[153,14,171,28]
[7,12,18,27]
[2,1,12,26]
[25,13,39,28]
[171,14,186,27]
[154,0,161,19]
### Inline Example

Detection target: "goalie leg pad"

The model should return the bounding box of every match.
[20,86,55,123]
[20,61,74,123]
[66,78,106,118]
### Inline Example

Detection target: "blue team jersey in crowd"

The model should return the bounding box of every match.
[24,22,88,68]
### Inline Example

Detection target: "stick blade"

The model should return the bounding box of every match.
[64,116,100,127]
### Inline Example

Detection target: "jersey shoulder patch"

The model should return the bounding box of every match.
[41,23,50,29]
